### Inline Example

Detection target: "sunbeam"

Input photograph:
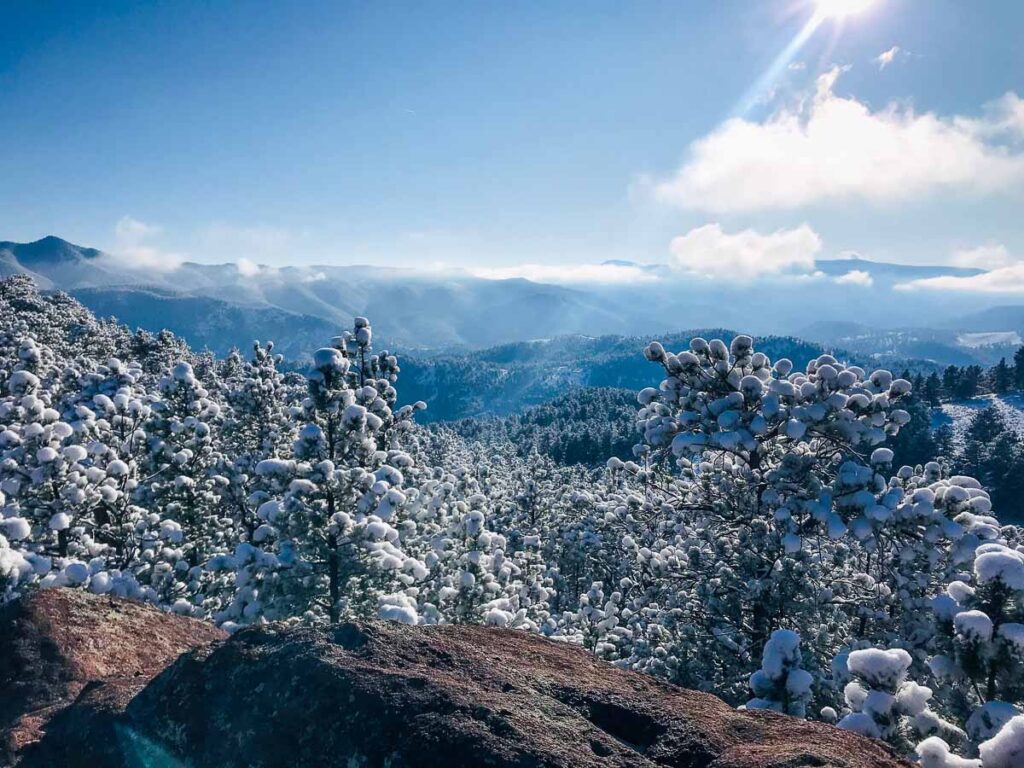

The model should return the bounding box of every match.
[813,0,876,20]
[733,0,879,117]
[733,12,824,116]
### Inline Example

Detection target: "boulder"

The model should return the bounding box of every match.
[1,590,912,767]
[0,589,225,764]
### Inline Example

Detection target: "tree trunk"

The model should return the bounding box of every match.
[327,534,340,624]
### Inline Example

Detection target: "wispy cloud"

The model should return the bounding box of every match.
[949,244,1016,270]
[655,69,1024,213]
[669,223,821,279]
[898,245,1024,293]
[469,263,658,285]
[106,219,301,274]
[114,215,161,242]
[897,265,1024,294]
[198,223,294,261]
[108,216,184,272]
[235,257,279,278]
[966,92,1024,140]
[875,46,901,70]
[834,269,873,287]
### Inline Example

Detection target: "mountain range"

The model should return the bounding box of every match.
[1,236,1021,365]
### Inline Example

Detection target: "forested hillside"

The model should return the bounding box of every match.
[442,388,640,465]
[2,275,1024,764]
[428,349,1024,524]
[398,332,832,421]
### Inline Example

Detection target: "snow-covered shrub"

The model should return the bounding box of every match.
[746,629,814,717]
[978,714,1024,768]
[916,737,981,768]
[922,538,1024,761]
[838,648,915,741]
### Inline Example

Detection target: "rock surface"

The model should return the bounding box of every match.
[0,589,225,765]
[0,590,911,767]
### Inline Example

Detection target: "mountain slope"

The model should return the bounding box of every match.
[0,236,123,290]
[0,237,655,351]
[73,286,339,358]
[951,305,1024,333]
[399,331,831,420]
[1,236,1017,361]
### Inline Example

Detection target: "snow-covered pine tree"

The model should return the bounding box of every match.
[238,319,427,624]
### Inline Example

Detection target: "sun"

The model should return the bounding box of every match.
[813,0,877,20]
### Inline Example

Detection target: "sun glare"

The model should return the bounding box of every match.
[814,0,876,20]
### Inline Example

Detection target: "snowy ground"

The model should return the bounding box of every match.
[932,394,1024,454]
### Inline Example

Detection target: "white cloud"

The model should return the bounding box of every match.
[655,69,1024,213]
[834,269,873,287]
[895,244,1024,292]
[114,215,161,241]
[963,92,1024,140]
[897,264,1024,294]
[105,219,307,274]
[668,223,821,279]
[236,257,266,277]
[875,46,900,70]
[108,216,183,272]
[898,245,1024,293]
[198,223,293,259]
[469,263,658,285]
[949,244,1016,270]
[195,223,298,275]
[788,270,827,283]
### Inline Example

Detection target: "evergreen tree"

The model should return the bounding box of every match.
[889,389,939,468]
[924,373,943,407]
[992,358,1012,394]
[956,366,984,400]
[943,366,961,400]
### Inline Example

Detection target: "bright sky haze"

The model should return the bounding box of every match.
[1,0,1022,277]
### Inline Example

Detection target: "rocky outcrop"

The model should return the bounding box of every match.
[1,590,911,767]
[0,589,225,764]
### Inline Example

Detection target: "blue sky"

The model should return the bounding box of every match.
[1,0,1022,277]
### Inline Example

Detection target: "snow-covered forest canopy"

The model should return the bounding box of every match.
[2,274,1024,766]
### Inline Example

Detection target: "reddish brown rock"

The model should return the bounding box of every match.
[0,588,225,764]
[127,621,911,768]
[1,590,912,768]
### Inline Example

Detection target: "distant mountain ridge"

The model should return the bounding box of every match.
[0,235,1017,362]
[71,286,338,360]
[1,237,655,352]
[949,305,1024,333]
[813,256,983,279]
[0,236,111,290]
[0,235,102,265]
